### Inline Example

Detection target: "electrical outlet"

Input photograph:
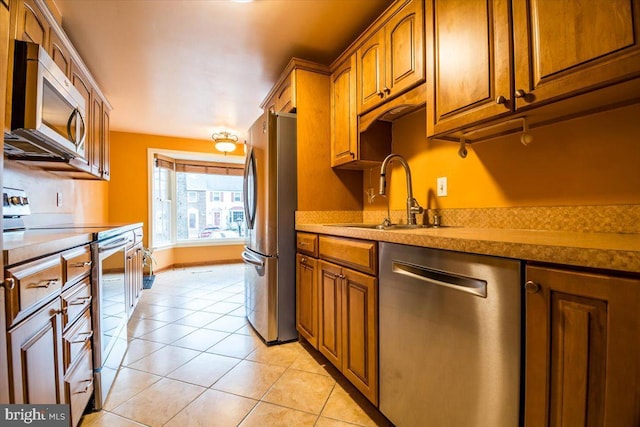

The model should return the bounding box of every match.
[56,192,63,207]
[437,177,448,197]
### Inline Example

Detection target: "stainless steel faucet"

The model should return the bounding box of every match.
[379,154,423,225]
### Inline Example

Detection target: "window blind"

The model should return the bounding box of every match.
[154,154,243,176]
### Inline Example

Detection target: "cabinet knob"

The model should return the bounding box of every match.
[495,95,508,105]
[301,257,307,264]
[383,87,391,95]
[514,89,527,98]
[524,280,540,294]
[1,278,15,290]
[376,90,384,98]
[51,307,68,315]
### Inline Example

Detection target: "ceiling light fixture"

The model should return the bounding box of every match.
[212,131,238,154]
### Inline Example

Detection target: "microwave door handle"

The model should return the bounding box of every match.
[76,110,86,149]
[67,108,77,144]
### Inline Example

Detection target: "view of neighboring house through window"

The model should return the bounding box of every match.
[151,152,245,246]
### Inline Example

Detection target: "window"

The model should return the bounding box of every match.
[151,152,245,246]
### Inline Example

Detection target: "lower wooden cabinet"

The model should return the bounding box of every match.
[319,259,378,405]
[525,264,640,427]
[7,297,65,404]
[296,253,318,348]
[125,238,144,317]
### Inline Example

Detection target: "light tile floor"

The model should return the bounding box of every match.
[80,264,392,427]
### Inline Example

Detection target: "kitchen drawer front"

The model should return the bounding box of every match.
[319,235,377,275]
[64,347,94,427]
[133,227,143,245]
[62,245,92,288]
[61,277,92,329]
[5,253,63,325]
[297,232,318,257]
[62,308,92,372]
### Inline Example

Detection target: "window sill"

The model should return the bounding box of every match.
[153,238,244,251]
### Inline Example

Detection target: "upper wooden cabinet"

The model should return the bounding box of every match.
[48,29,70,76]
[426,0,640,139]
[356,0,424,114]
[524,264,640,427]
[330,55,358,167]
[13,0,49,46]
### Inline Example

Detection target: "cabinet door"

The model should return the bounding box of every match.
[90,94,102,176]
[425,0,512,136]
[330,55,358,167]
[14,0,49,46]
[296,254,318,349]
[101,107,111,180]
[318,260,342,368]
[341,268,378,405]
[48,30,70,76]
[513,0,640,110]
[357,31,385,113]
[70,60,94,173]
[525,265,640,427]
[384,0,424,100]
[8,298,64,404]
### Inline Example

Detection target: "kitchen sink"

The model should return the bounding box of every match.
[326,223,451,230]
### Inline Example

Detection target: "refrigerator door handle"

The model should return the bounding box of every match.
[242,250,265,267]
[243,147,257,230]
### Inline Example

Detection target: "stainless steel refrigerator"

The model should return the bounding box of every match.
[242,111,297,344]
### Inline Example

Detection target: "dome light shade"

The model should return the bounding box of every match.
[212,131,238,154]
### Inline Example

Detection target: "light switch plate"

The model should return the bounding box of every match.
[56,192,63,207]
[437,177,448,197]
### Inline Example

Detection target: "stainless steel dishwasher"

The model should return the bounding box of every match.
[379,242,522,427]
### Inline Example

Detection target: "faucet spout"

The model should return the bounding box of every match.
[379,154,423,225]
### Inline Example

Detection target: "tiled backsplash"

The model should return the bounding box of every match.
[298,205,640,234]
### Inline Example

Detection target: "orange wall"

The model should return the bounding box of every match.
[366,104,640,212]
[109,131,244,269]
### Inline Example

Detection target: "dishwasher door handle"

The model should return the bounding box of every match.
[391,260,487,298]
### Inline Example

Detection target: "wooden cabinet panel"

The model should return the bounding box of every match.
[296,232,318,257]
[60,277,91,329]
[62,308,92,372]
[102,107,111,180]
[525,265,640,427]
[5,253,62,325]
[14,0,49,46]
[70,60,95,174]
[48,30,70,76]
[64,347,93,427]
[342,268,378,405]
[296,254,318,348]
[318,260,342,368]
[319,235,377,275]
[357,0,425,114]
[8,297,64,404]
[330,55,358,167]
[426,0,512,136]
[62,244,92,287]
[512,0,640,110]
[90,94,103,176]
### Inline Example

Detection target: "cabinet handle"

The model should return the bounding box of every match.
[71,261,92,268]
[349,151,355,159]
[524,280,540,294]
[70,331,93,344]
[376,90,384,98]
[1,278,15,290]
[298,241,308,246]
[74,379,93,394]
[514,89,527,98]
[51,307,68,315]
[29,279,59,289]
[495,95,507,105]
[383,87,391,95]
[336,273,345,280]
[70,296,92,306]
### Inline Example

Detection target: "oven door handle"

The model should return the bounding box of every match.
[99,236,129,252]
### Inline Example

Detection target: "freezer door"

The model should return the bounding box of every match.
[243,248,278,342]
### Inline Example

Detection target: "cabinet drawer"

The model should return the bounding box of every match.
[63,308,92,372]
[319,235,377,275]
[64,347,93,427]
[62,245,92,288]
[61,277,92,329]
[297,233,318,257]
[5,253,63,325]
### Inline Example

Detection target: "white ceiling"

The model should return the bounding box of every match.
[54,0,391,142]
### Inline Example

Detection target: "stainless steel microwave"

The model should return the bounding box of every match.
[5,40,87,161]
